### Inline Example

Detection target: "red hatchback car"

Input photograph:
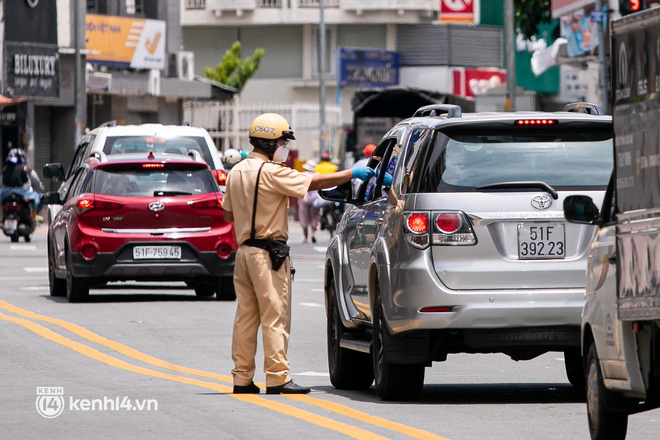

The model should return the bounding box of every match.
[42,153,237,303]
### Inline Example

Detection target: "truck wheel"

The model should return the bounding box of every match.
[586,343,628,440]
[327,283,373,390]
[372,294,424,401]
[215,276,236,301]
[564,348,586,387]
[66,248,89,303]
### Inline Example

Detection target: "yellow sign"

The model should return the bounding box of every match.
[85,14,166,70]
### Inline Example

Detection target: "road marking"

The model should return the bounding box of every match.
[10,245,37,251]
[20,286,48,291]
[24,267,48,273]
[295,371,330,377]
[0,310,386,440]
[300,302,323,308]
[0,300,449,440]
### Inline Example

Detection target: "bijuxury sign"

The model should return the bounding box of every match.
[85,14,166,70]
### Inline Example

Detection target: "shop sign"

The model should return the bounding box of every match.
[4,42,59,98]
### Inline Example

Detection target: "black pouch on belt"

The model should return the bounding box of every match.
[266,238,290,271]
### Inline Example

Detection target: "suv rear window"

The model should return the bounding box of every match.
[102,136,214,167]
[411,125,613,193]
[93,168,217,197]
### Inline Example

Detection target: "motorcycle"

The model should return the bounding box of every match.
[319,202,343,237]
[2,191,36,242]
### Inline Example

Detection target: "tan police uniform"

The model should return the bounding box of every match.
[223,151,313,388]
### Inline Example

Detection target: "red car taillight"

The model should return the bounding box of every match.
[189,197,222,209]
[76,197,124,214]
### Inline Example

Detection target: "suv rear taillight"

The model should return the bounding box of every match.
[404,211,476,249]
[76,196,124,214]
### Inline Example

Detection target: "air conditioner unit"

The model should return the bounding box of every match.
[177,51,195,81]
[148,69,161,96]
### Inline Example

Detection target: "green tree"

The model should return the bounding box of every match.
[515,0,556,40]
[203,41,265,93]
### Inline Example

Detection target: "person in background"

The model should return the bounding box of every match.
[1,147,41,221]
[223,113,374,395]
[315,151,338,174]
[298,159,321,244]
[352,143,376,169]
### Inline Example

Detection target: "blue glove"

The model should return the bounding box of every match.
[352,167,375,181]
[381,172,393,186]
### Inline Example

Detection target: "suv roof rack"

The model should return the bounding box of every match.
[98,120,117,128]
[563,102,605,115]
[413,104,462,119]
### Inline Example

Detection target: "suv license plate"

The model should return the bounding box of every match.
[133,246,181,260]
[517,223,565,260]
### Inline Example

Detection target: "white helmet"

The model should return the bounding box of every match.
[224,148,242,166]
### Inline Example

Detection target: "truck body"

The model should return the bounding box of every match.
[564,7,660,439]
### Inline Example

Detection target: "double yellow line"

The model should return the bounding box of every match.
[0,300,448,440]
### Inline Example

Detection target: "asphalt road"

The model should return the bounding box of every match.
[1,221,659,439]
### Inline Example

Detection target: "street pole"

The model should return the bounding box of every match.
[595,0,608,114]
[505,0,516,111]
[319,0,326,156]
[73,0,86,147]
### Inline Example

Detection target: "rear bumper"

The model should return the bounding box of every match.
[381,261,585,335]
[69,247,235,280]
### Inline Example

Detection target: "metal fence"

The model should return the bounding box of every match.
[183,99,341,161]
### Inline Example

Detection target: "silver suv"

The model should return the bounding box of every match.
[321,102,613,401]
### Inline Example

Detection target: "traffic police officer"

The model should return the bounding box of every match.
[223,113,374,394]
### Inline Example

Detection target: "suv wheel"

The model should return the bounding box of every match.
[327,282,373,389]
[586,342,628,440]
[564,348,586,387]
[48,243,66,297]
[215,276,236,301]
[66,247,89,303]
[372,292,424,401]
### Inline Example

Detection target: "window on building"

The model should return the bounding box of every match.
[126,0,143,15]
[312,25,336,78]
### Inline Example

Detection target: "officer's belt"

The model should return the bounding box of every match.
[242,238,287,249]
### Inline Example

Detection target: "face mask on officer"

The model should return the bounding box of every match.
[272,145,289,163]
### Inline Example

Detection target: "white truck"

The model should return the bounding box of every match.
[563,6,660,440]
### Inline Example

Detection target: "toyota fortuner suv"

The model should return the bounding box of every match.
[320,102,613,401]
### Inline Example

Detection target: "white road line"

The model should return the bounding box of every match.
[10,245,37,251]
[300,302,323,307]
[24,267,48,273]
[294,371,329,377]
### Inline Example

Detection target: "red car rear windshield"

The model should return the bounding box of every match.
[93,168,218,196]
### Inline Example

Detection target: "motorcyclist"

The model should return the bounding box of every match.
[1,148,41,221]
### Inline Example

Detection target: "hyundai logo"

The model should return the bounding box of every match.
[531,194,552,210]
[149,201,165,212]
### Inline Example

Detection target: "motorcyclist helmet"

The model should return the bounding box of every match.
[248,113,295,156]
[224,148,242,166]
[6,148,25,164]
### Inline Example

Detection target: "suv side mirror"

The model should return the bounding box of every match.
[319,181,355,204]
[43,163,66,181]
[41,191,62,205]
[564,195,600,224]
